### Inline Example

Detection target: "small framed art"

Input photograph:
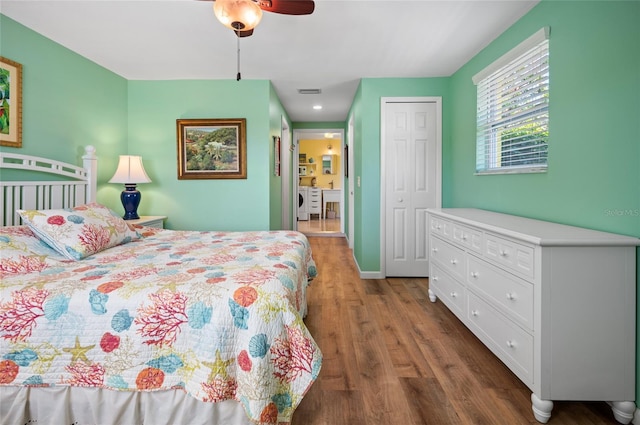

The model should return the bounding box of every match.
[274,136,281,176]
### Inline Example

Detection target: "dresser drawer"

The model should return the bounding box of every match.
[308,202,321,214]
[484,233,534,278]
[452,223,483,253]
[429,215,452,240]
[308,191,321,200]
[467,255,533,330]
[430,236,466,280]
[430,264,465,317]
[467,292,534,386]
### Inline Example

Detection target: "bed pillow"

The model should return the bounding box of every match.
[17,203,141,260]
[0,225,69,277]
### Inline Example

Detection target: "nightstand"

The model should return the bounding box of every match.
[127,216,167,229]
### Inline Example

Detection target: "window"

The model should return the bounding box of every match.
[473,27,550,174]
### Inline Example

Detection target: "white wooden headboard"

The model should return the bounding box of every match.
[0,145,97,226]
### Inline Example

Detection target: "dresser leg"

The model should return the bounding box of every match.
[531,393,553,423]
[428,289,437,303]
[610,401,635,424]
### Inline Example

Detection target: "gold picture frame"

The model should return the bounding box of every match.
[177,118,247,180]
[0,57,23,148]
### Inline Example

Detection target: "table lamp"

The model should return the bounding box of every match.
[109,155,151,220]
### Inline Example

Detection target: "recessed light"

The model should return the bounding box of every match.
[313,105,322,110]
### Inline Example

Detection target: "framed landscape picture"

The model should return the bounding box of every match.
[176,118,247,179]
[0,57,23,148]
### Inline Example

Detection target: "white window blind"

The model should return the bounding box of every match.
[474,27,550,174]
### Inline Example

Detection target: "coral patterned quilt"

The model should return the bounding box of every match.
[0,226,321,425]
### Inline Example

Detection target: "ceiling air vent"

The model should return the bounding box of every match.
[298,89,321,95]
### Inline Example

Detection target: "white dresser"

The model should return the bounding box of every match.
[427,208,639,424]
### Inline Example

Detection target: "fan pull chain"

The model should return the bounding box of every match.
[236,32,241,81]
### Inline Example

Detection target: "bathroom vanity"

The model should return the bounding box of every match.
[322,189,341,219]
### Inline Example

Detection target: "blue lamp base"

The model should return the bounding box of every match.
[120,185,141,220]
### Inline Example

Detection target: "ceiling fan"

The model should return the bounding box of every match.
[206,0,315,38]
[202,0,314,80]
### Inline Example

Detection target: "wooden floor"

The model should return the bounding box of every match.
[297,218,342,236]
[293,236,621,425]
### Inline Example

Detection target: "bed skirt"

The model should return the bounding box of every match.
[0,386,252,425]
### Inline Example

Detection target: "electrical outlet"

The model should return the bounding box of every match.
[357,176,361,187]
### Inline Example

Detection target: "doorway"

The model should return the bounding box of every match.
[293,129,345,237]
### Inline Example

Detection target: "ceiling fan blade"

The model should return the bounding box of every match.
[257,0,314,15]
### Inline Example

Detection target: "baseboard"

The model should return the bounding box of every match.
[353,252,384,279]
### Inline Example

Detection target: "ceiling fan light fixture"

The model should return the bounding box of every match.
[214,0,263,32]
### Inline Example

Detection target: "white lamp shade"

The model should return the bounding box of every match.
[109,155,151,184]
[213,0,263,31]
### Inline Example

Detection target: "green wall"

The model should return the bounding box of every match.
[348,78,450,272]
[448,0,640,401]
[0,15,128,187]
[448,0,640,235]
[127,79,273,231]
[292,121,346,131]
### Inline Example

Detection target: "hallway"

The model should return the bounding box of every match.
[297,218,342,237]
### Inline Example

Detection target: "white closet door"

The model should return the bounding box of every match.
[384,101,438,276]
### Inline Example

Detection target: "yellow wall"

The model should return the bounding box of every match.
[299,138,341,189]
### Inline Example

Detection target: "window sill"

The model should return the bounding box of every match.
[475,167,547,176]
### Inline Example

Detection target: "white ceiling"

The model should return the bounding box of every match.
[1,0,539,122]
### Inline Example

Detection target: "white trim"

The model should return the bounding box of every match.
[472,26,550,85]
[280,117,291,230]
[475,166,547,176]
[354,251,384,279]
[380,97,442,277]
[347,114,355,249]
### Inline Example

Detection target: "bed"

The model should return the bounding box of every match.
[0,146,322,425]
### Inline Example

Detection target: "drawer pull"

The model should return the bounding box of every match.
[450,291,457,298]
[432,276,439,282]
[500,250,509,257]
[431,248,438,253]
[506,340,517,349]
[450,259,458,265]
[471,310,479,317]
[506,292,517,301]
[462,235,468,241]
[470,271,479,279]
